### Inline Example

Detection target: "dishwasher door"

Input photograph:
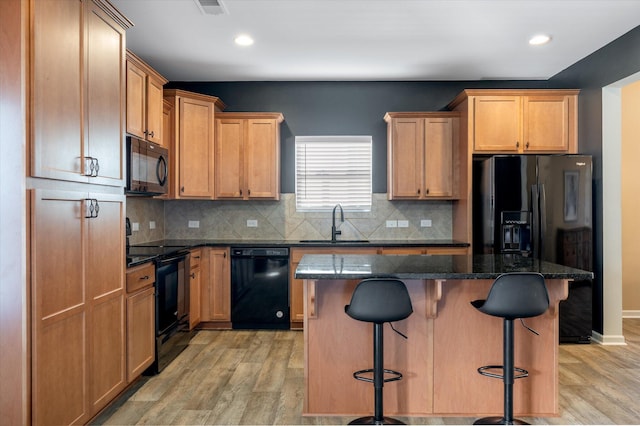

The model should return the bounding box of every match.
[231,248,290,329]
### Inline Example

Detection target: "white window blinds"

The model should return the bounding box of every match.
[295,135,372,212]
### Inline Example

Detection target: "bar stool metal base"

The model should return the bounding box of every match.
[473,416,530,425]
[348,415,406,425]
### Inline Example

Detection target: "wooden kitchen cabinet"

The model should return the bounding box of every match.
[200,247,231,325]
[125,262,155,383]
[448,89,579,153]
[289,247,380,330]
[189,248,202,329]
[30,0,130,187]
[30,188,126,425]
[126,50,167,145]
[215,113,284,200]
[164,89,226,199]
[385,112,460,200]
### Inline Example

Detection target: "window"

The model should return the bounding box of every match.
[295,135,372,212]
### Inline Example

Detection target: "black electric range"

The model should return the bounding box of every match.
[126,245,189,268]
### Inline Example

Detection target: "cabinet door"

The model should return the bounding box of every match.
[523,95,570,152]
[424,117,454,197]
[146,77,164,144]
[205,248,231,322]
[389,118,423,199]
[178,97,215,197]
[31,0,84,183]
[31,189,88,425]
[86,193,126,414]
[215,119,244,198]
[245,119,279,199]
[473,96,521,152]
[84,1,126,186]
[126,60,146,139]
[126,287,155,382]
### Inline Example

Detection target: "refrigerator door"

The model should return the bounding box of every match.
[536,155,593,343]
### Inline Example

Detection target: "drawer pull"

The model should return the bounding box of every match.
[140,275,149,280]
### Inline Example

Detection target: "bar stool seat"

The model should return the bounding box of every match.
[345,278,413,425]
[470,272,549,425]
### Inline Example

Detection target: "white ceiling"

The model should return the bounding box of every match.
[111,0,640,82]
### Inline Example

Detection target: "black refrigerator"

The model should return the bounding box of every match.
[472,154,593,343]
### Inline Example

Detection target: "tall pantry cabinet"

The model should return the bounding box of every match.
[27,1,131,424]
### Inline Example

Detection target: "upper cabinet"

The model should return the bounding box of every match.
[30,0,131,187]
[448,89,579,154]
[215,112,284,200]
[163,89,226,199]
[126,50,168,145]
[385,112,460,200]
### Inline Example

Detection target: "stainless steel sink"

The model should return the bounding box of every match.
[298,239,370,244]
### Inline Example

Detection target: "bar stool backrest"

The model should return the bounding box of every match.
[473,272,549,320]
[345,279,413,323]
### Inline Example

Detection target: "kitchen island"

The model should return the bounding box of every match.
[295,254,593,418]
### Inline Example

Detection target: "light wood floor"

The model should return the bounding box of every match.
[94,319,640,425]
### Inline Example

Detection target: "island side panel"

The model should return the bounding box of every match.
[433,279,568,417]
[303,279,433,416]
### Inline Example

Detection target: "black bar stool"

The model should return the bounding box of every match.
[345,278,413,425]
[470,272,550,425]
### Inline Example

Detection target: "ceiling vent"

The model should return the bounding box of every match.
[194,0,228,15]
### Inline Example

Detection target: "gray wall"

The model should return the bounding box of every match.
[167,24,640,336]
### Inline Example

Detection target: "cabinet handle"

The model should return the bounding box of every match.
[417,189,420,195]
[525,142,530,149]
[191,272,195,279]
[140,275,149,280]
[84,198,99,218]
[193,256,200,259]
[149,130,155,138]
[516,141,520,148]
[223,252,227,258]
[247,189,251,196]
[181,186,185,193]
[84,156,99,177]
[426,188,430,195]
[239,189,243,196]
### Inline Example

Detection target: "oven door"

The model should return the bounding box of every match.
[155,252,189,334]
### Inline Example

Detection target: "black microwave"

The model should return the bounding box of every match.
[126,136,168,195]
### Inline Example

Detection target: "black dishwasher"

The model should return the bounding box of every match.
[231,247,290,329]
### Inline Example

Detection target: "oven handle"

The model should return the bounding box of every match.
[157,251,189,264]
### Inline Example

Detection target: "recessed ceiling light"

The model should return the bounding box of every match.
[234,34,254,46]
[529,34,551,46]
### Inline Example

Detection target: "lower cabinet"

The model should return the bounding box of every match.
[189,248,202,329]
[125,262,155,383]
[30,188,126,425]
[200,247,231,325]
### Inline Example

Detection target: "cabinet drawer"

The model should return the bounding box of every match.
[126,262,155,293]
[190,249,202,269]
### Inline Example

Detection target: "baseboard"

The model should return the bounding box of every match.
[590,330,627,345]
[623,310,640,318]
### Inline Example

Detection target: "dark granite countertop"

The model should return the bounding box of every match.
[129,238,470,249]
[294,253,594,280]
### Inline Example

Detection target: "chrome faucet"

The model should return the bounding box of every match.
[331,203,344,242]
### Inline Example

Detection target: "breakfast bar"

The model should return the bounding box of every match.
[295,254,593,418]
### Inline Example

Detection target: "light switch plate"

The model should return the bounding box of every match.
[188,220,200,228]
[421,219,432,227]
[386,220,398,228]
[398,220,409,228]
[247,219,258,227]
[149,221,156,230]
[132,222,139,232]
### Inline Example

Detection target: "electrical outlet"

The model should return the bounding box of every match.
[131,222,139,232]
[188,220,200,228]
[247,219,258,227]
[386,220,398,228]
[398,220,409,228]
[149,221,156,230]
[421,219,432,227]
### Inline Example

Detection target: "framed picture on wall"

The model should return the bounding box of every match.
[564,170,579,222]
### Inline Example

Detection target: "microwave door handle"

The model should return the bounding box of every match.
[157,155,167,186]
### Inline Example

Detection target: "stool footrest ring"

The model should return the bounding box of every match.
[478,365,529,380]
[353,368,403,383]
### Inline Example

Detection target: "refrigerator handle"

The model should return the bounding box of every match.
[531,184,540,258]
[539,183,547,260]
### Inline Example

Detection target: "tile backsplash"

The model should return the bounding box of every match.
[126,194,452,244]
